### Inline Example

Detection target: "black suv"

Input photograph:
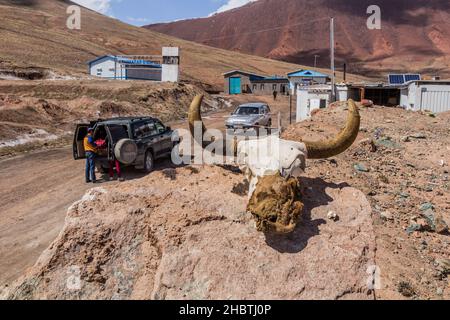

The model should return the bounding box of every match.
[73,117,174,173]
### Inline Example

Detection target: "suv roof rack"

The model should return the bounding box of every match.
[99,116,156,123]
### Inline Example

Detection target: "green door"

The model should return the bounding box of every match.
[229,77,241,94]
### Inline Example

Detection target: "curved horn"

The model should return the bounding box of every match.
[301,99,360,159]
[188,94,237,156]
[188,94,207,146]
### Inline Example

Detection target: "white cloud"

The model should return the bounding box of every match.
[211,0,258,15]
[126,16,151,26]
[71,0,112,14]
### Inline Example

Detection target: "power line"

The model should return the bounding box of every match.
[197,17,331,43]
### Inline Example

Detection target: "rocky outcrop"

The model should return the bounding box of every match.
[3,166,376,300]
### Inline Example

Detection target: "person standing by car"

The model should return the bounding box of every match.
[108,157,124,182]
[84,128,98,183]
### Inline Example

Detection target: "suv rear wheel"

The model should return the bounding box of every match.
[143,150,154,173]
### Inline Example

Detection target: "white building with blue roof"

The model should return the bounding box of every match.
[87,47,180,82]
[88,55,162,81]
[287,69,331,94]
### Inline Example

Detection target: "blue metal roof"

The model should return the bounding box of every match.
[287,69,330,78]
[88,55,161,68]
[117,57,161,67]
[263,76,289,81]
[249,74,265,81]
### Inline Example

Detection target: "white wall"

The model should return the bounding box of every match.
[289,77,328,94]
[400,88,411,110]
[336,85,349,102]
[400,82,450,113]
[89,58,117,79]
[296,89,331,122]
[162,47,180,83]
[418,84,450,113]
[162,47,179,57]
[162,65,179,82]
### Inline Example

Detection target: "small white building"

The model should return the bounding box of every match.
[87,47,180,82]
[288,69,331,95]
[88,55,162,80]
[296,84,349,122]
[400,80,450,113]
[162,47,180,83]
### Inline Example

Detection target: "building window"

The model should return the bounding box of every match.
[260,84,265,90]
[273,84,277,91]
[163,56,179,65]
[253,84,257,91]
[97,68,102,72]
[109,68,115,72]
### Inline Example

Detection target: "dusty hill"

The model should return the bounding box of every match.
[0,0,364,89]
[2,103,449,300]
[147,0,450,79]
[0,80,227,158]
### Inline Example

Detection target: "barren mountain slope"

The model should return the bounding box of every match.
[0,0,360,88]
[147,0,450,79]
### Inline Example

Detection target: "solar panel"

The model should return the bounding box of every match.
[388,74,421,85]
[388,74,405,85]
[404,74,421,82]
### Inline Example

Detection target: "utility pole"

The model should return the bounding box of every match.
[289,94,293,125]
[314,55,320,68]
[330,17,336,101]
[343,62,347,82]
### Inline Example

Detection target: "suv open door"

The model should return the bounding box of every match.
[73,124,89,160]
[73,121,98,160]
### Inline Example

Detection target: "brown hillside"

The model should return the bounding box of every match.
[146,0,450,79]
[0,0,365,89]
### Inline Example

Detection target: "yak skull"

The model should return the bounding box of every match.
[188,95,360,234]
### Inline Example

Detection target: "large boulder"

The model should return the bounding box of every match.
[2,166,376,300]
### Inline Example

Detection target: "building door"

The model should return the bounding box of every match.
[320,99,327,108]
[229,77,241,94]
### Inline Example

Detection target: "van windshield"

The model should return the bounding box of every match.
[234,107,260,115]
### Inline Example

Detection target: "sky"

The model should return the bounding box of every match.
[72,0,258,26]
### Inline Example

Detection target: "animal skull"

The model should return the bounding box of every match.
[236,135,307,196]
[236,135,307,233]
[188,95,361,234]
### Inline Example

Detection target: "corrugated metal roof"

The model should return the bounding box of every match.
[287,69,330,78]
[87,55,115,65]
[117,57,161,67]
[88,55,161,68]
[263,76,289,80]
[223,70,265,79]
[400,80,450,88]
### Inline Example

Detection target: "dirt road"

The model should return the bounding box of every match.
[0,148,93,285]
[0,95,293,286]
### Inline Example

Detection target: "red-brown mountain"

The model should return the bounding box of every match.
[146,0,450,79]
